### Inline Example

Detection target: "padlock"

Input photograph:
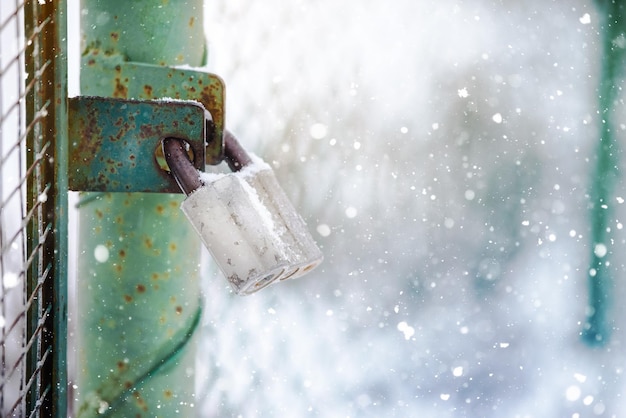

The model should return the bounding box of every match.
[163,132,323,295]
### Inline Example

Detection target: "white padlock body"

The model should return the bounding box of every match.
[181,174,288,294]
[182,159,323,294]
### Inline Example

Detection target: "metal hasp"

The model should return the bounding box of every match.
[80,59,225,164]
[74,0,210,416]
[68,97,208,193]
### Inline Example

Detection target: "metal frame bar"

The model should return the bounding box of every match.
[23,0,68,416]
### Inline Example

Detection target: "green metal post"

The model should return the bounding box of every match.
[75,1,206,416]
[582,0,626,346]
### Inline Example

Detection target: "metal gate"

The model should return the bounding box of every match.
[0,1,67,416]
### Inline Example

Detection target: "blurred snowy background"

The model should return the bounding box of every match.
[192,0,626,417]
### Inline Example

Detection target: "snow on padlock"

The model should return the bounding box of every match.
[163,132,322,295]
[244,168,323,281]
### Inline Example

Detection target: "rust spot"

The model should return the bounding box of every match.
[169,243,177,252]
[117,360,126,370]
[136,284,146,293]
[156,204,164,215]
[115,216,123,224]
[133,391,148,412]
[189,17,195,27]
[124,381,133,389]
[115,264,123,273]
[144,84,153,97]
[175,306,183,315]
[151,272,159,281]
[87,59,95,66]
[124,294,133,303]
[119,249,126,258]
[144,237,153,249]
[164,389,173,399]
[95,209,104,219]
[139,123,157,139]
[114,77,128,98]
[110,32,119,41]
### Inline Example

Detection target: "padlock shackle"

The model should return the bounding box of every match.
[224,130,253,172]
[162,137,203,195]
[164,131,254,195]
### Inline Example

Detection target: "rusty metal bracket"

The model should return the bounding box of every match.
[81,54,226,165]
[69,56,226,193]
[68,96,207,193]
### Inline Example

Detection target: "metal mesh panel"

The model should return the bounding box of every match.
[0,1,66,416]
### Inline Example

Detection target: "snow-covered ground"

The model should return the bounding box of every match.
[195,1,626,417]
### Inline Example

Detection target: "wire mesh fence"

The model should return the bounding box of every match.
[0,2,27,414]
[0,1,67,416]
